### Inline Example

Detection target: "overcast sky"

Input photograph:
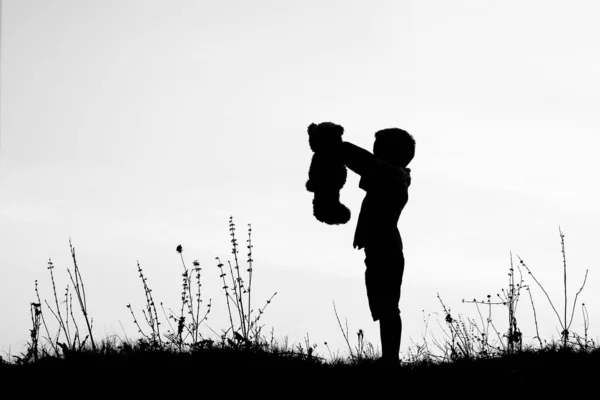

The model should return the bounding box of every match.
[1,0,599,359]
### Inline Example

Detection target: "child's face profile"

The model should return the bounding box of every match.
[373,139,401,166]
[372,128,415,168]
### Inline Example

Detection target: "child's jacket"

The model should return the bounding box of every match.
[341,142,411,251]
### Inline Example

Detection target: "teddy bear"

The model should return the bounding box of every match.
[305,122,351,225]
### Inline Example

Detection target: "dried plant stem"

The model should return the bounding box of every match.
[68,240,96,351]
[34,280,57,355]
[197,299,212,327]
[160,302,176,334]
[126,303,150,340]
[193,262,202,343]
[47,259,70,347]
[63,287,69,343]
[560,227,568,347]
[333,301,354,359]
[29,302,42,362]
[518,256,563,330]
[582,303,589,349]
[567,270,589,331]
[216,257,236,336]
[214,217,275,344]
[179,253,196,331]
[229,218,248,338]
[135,261,161,345]
[518,227,589,350]
[526,287,542,348]
[246,223,253,336]
[227,260,245,336]
[250,292,276,335]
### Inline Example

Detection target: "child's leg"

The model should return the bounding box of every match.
[364,245,404,365]
[380,310,402,363]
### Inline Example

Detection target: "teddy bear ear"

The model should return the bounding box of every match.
[307,123,317,134]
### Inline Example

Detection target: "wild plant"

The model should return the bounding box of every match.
[570,303,593,351]
[126,261,162,347]
[426,227,591,363]
[433,252,549,360]
[434,294,488,361]
[167,246,212,349]
[14,301,43,364]
[286,333,324,363]
[517,227,589,350]
[27,240,96,359]
[302,333,319,361]
[403,311,435,364]
[215,216,276,345]
[127,248,212,350]
[462,253,528,355]
[67,240,96,351]
[31,280,56,355]
[333,301,378,363]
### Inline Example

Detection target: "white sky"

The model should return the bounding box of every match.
[1,0,599,359]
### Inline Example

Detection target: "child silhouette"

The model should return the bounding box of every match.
[341,128,415,367]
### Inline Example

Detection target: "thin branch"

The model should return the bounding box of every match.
[560,226,568,346]
[68,240,96,351]
[333,301,354,359]
[567,269,589,330]
[35,280,58,355]
[517,255,564,330]
[246,223,253,339]
[216,257,235,336]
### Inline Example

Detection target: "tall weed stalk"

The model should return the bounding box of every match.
[518,227,589,350]
[215,216,276,344]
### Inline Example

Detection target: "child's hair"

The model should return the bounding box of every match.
[373,128,415,168]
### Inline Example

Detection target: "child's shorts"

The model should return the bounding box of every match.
[364,245,404,321]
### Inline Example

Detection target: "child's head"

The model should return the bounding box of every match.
[373,128,415,168]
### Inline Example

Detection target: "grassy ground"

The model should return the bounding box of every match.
[2,337,598,396]
[2,220,598,394]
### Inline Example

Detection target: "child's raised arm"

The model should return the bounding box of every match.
[341,141,376,177]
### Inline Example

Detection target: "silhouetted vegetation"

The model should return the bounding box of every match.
[2,221,597,394]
